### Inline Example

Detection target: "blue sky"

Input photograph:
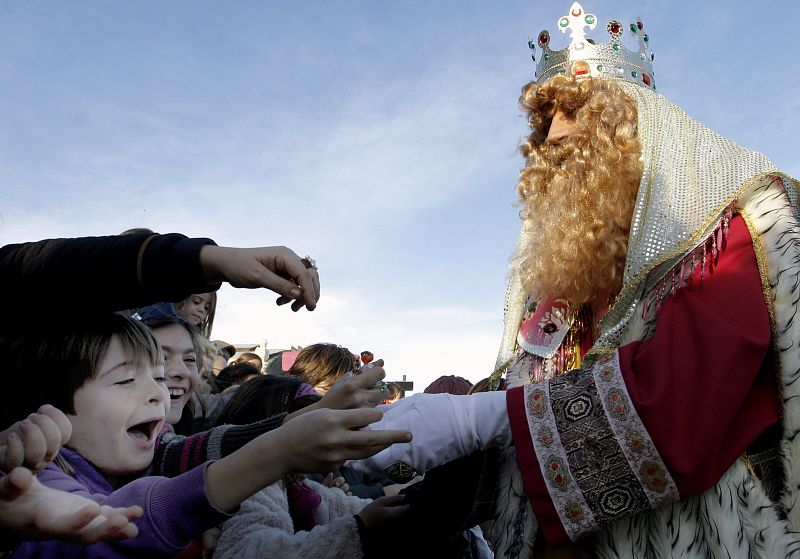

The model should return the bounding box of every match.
[2,1,797,392]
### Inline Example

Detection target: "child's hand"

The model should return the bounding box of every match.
[0,467,142,543]
[279,408,412,474]
[322,472,352,496]
[356,495,409,528]
[200,527,221,559]
[0,405,72,473]
[319,365,389,410]
[206,407,411,513]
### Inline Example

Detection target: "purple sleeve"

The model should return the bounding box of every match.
[14,462,232,558]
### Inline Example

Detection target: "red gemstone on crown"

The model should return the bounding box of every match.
[572,8,582,16]
[637,21,644,30]
[642,73,652,86]
[538,31,550,47]
[610,23,621,34]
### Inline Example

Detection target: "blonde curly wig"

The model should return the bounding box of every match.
[513,75,642,307]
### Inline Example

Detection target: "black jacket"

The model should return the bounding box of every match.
[0,231,220,332]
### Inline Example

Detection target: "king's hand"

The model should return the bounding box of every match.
[346,391,512,477]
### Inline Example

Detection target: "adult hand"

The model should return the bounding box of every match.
[199,245,320,311]
[356,495,410,529]
[0,405,72,473]
[0,467,142,543]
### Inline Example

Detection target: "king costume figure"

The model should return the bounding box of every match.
[350,3,800,557]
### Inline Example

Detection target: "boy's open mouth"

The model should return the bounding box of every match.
[126,418,161,442]
[168,387,186,401]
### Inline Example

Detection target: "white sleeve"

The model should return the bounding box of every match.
[348,391,510,475]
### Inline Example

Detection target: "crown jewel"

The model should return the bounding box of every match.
[529,2,656,90]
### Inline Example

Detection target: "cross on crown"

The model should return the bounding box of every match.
[529,2,656,90]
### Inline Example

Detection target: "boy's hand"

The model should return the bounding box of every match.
[0,405,72,473]
[0,467,142,543]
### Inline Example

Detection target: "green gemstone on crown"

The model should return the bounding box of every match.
[643,34,649,42]
[585,15,595,25]
[544,53,549,61]
[612,43,621,51]
[559,17,569,28]
[630,23,637,33]
[631,70,638,78]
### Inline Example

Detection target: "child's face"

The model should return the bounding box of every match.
[181,294,212,327]
[152,323,199,425]
[67,335,169,476]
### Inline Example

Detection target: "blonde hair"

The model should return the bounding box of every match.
[514,76,642,306]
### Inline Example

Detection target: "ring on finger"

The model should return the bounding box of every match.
[301,255,317,270]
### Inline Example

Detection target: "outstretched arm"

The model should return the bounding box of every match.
[0,467,142,547]
[0,233,321,329]
[206,407,412,512]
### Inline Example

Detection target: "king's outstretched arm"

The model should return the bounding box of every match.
[350,214,778,545]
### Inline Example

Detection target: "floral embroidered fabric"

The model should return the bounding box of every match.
[523,351,678,541]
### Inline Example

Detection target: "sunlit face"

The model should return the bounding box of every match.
[547,108,577,143]
[181,294,212,327]
[67,336,169,478]
[152,324,199,424]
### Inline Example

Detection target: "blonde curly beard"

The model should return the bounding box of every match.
[512,76,643,307]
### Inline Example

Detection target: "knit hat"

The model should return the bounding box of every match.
[131,302,183,323]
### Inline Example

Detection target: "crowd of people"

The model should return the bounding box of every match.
[0,233,500,558]
[3,2,800,558]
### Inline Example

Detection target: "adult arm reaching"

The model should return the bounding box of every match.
[0,232,321,331]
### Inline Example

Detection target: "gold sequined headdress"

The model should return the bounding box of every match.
[530,1,656,90]
[494,4,796,380]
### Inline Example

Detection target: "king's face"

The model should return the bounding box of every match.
[547,108,577,143]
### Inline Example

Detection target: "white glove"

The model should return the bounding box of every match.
[347,391,511,476]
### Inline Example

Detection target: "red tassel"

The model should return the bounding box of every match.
[701,242,707,280]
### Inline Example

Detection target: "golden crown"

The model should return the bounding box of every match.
[529,2,656,90]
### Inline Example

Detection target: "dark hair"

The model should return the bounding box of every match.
[234,352,263,371]
[216,375,320,426]
[423,375,473,395]
[386,382,405,400]
[0,313,162,429]
[287,343,356,391]
[214,363,261,394]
